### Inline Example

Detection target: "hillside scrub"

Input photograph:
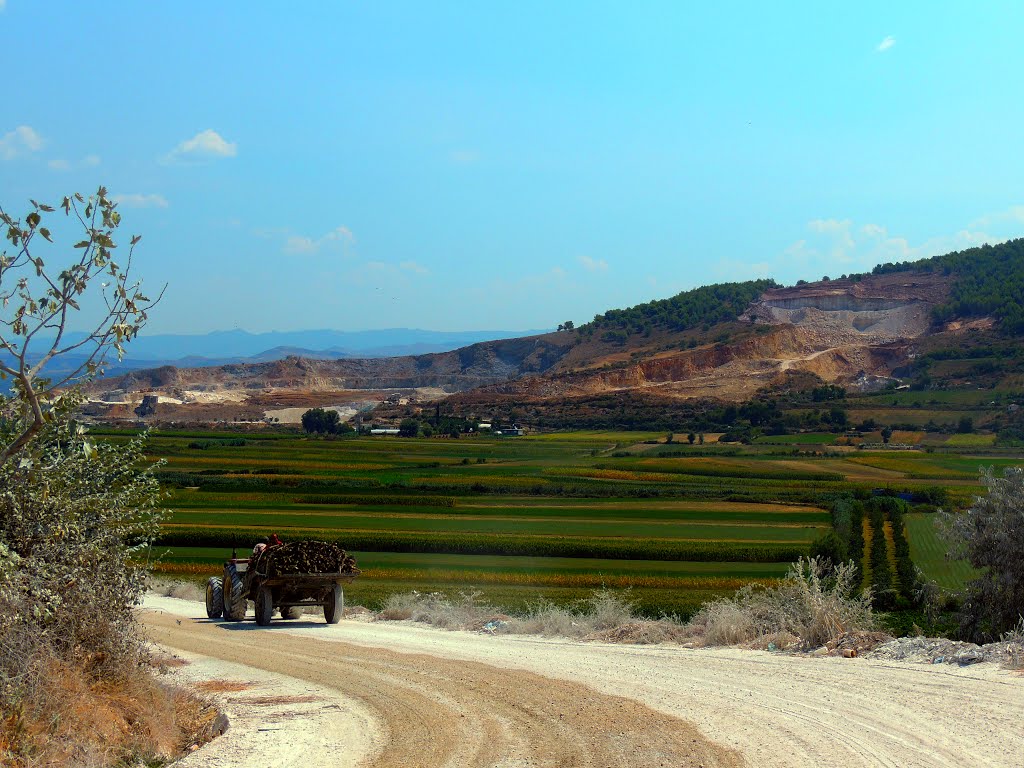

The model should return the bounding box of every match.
[583,279,777,338]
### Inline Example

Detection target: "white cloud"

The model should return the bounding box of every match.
[577,255,609,272]
[283,225,354,256]
[48,153,102,172]
[112,193,169,209]
[780,214,1010,280]
[0,125,44,160]
[969,205,1024,229]
[165,129,237,163]
[876,36,896,52]
[399,260,429,275]
[806,219,856,261]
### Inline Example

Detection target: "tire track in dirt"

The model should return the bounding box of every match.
[143,611,743,768]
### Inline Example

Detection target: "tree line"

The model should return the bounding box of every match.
[580,279,777,341]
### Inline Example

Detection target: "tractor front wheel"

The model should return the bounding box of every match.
[222,565,247,621]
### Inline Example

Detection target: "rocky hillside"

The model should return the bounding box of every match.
[81,239,1023,424]
[450,271,950,404]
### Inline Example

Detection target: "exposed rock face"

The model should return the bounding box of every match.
[741,273,947,347]
[465,272,951,403]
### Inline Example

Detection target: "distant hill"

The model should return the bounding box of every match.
[1,327,544,395]
[87,327,550,362]
[78,238,1024,424]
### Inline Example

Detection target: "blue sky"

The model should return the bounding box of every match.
[2,2,1023,335]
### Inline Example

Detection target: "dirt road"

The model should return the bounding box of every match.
[142,596,1022,768]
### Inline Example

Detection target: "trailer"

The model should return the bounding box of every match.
[204,540,360,626]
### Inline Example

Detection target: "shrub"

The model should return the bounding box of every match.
[941,467,1024,641]
[0,403,165,676]
[688,557,875,649]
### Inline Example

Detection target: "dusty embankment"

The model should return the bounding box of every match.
[142,596,1022,768]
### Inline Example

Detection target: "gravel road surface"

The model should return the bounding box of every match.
[142,596,1022,767]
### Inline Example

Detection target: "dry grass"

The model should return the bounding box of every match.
[378,588,688,642]
[1002,618,1024,670]
[686,557,876,650]
[0,651,218,768]
[149,652,190,671]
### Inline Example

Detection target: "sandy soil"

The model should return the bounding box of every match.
[142,596,1023,768]
[263,405,359,424]
[158,646,381,767]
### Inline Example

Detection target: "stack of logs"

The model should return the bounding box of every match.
[256,540,360,579]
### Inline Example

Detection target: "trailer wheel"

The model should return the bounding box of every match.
[205,577,223,619]
[323,583,344,624]
[222,564,247,621]
[255,585,274,626]
[281,606,303,619]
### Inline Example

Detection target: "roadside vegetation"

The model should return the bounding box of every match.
[0,191,210,767]
[373,556,877,652]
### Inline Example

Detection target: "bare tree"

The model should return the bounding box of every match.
[0,187,160,465]
[941,467,1024,640]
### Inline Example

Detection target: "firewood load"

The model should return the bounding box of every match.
[254,540,361,578]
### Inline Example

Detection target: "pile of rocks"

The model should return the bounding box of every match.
[867,636,1024,666]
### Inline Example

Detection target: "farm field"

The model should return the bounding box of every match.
[904,513,980,590]
[113,427,1023,615]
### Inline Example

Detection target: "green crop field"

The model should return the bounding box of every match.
[754,432,837,445]
[113,425,1021,616]
[943,433,998,447]
[904,513,980,590]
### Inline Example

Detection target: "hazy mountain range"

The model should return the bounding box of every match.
[1,327,546,393]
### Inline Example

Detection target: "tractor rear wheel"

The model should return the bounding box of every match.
[205,577,223,619]
[255,585,274,626]
[222,565,247,621]
[323,583,344,624]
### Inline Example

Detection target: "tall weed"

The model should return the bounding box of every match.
[689,557,875,649]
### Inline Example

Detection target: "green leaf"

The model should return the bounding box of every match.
[39,227,52,242]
